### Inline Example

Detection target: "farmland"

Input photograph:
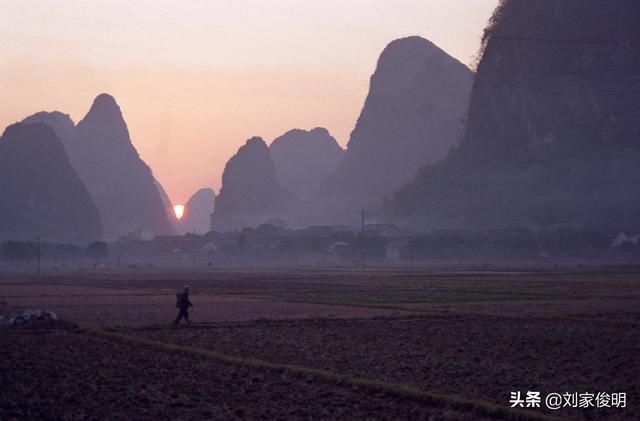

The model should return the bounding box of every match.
[1,266,639,419]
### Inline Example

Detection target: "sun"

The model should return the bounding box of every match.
[173,204,185,220]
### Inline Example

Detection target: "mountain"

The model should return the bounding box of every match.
[178,188,216,234]
[22,111,75,152]
[269,128,344,201]
[463,0,640,164]
[72,94,174,238]
[154,177,178,232]
[0,123,102,240]
[21,95,175,238]
[211,137,299,231]
[392,0,640,232]
[314,36,473,223]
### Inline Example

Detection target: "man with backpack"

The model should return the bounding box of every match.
[173,285,193,325]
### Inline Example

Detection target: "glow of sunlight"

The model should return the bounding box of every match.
[173,204,185,220]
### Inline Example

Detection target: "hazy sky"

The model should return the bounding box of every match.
[1,0,498,204]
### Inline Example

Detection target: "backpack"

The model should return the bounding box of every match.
[175,292,182,308]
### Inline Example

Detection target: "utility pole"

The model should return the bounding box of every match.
[35,237,41,277]
[361,209,366,268]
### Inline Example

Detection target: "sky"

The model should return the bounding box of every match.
[0,0,499,205]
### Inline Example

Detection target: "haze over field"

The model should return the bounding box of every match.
[0,0,498,203]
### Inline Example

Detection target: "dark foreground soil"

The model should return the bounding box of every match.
[2,267,639,420]
[1,329,499,420]
[135,315,640,420]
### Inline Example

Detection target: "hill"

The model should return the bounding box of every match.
[0,123,102,240]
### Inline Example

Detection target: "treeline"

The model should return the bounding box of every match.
[2,225,637,266]
[1,240,108,262]
[202,225,640,264]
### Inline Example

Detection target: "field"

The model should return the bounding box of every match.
[1,266,639,419]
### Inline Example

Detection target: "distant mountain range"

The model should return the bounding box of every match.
[11,36,476,236]
[9,8,637,239]
[211,36,473,231]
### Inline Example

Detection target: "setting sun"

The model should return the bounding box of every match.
[173,204,185,220]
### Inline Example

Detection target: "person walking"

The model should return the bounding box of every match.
[173,285,193,325]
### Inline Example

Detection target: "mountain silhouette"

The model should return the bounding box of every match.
[211,137,299,231]
[392,0,640,231]
[269,127,344,201]
[463,0,640,164]
[72,94,175,238]
[315,36,473,224]
[0,123,102,240]
[22,95,175,238]
[22,111,75,153]
[178,188,216,234]
[154,177,179,233]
